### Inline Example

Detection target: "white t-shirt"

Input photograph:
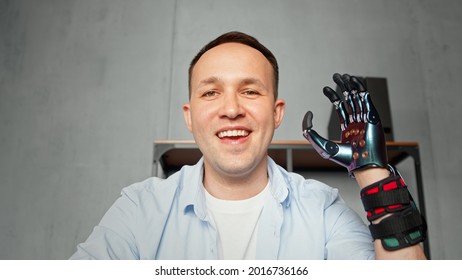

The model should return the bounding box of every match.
[205,182,270,259]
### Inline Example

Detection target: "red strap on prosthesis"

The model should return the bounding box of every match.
[360,175,410,222]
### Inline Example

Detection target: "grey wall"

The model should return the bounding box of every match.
[1,0,461,259]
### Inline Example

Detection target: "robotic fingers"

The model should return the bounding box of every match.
[302,73,387,176]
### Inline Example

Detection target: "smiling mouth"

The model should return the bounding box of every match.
[217,129,250,139]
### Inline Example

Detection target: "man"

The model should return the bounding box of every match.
[71,31,426,259]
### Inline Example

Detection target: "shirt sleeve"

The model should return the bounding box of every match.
[69,187,140,260]
[324,195,375,260]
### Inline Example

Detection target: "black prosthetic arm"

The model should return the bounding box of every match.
[302,73,427,252]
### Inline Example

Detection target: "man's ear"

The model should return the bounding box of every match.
[183,103,193,132]
[274,99,285,129]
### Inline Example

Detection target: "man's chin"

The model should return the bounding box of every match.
[207,157,266,178]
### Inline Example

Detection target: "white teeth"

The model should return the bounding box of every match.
[218,130,249,138]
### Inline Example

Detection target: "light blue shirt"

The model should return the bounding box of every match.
[70,157,374,260]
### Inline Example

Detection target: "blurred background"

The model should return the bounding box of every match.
[1,0,460,259]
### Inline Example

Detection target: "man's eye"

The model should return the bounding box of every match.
[202,90,218,97]
[242,90,258,96]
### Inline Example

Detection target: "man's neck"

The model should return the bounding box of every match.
[202,160,269,200]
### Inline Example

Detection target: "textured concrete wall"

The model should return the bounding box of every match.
[1,0,461,259]
[0,0,176,259]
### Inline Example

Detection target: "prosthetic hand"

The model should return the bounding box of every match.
[302,73,387,177]
[302,73,427,252]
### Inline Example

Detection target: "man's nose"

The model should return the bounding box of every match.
[219,92,245,119]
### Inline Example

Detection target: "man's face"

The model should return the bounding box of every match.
[183,43,285,181]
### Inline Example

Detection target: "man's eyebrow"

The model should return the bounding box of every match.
[196,76,268,90]
[197,76,221,87]
[239,77,267,90]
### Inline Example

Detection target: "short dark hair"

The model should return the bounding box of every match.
[188,31,279,99]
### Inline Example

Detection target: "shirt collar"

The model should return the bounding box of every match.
[266,156,291,208]
[179,156,292,218]
[179,157,209,220]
